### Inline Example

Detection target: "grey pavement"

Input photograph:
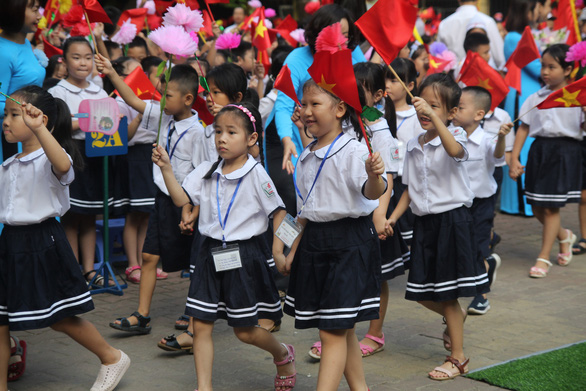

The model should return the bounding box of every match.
[9,207,586,390]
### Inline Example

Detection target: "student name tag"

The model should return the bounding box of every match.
[275,214,303,248]
[211,244,242,272]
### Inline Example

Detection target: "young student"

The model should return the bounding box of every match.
[509,44,585,277]
[454,33,492,79]
[47,37,110,286]
[385,58,423,245]
[152,102,296,391]
[411,45,429,88]
[0,86,130,391]
[126,36,149,62]
[141,56,164,90]
[231,41,267,100]
[453,86,511,315]
[276,79,386,390]
[387,74,490,380]
[94,54,204,334]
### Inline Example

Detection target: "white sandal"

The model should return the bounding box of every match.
[557,229,577,266]
[529,258,552,278]
[90,350,131,391]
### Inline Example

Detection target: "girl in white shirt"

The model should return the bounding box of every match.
[276,79,386,390]
[0,86,129,391]
[510,44,585,277]
[153,102,296,391]
[388,74,489,381]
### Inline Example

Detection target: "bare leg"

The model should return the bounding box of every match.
[343,327,368,391]
[316,329,348,391]
[193,320,214,391]
[574,190,586,253]
[429,300,468,379]
[360,281,388,352]
[123,212,141,270]
[533,206,567,270]
[0,326,9,391]
[78,214,97,276]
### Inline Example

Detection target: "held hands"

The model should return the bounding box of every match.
[499,122,513,138]
[509,159,525,181]
[94,53,114,76]
[179,207,196,235]
[152,144,171,168]
[412,97,434,120]
[21,103,46,134]
[373,214,388,240]
[384,217,396,237]
[365,151,385,178]
[274,252,294,276]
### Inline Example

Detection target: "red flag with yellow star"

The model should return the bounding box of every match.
[459,51,509,111]
[251,8,271,52]
[554,0,581,46]
[537,77,586,109]
[114,66,161,102]
[427,55,449,75]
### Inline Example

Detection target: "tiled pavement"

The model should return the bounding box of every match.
[9,207,586,390]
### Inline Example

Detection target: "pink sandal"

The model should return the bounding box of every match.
[308,341,321,360]
[558,229,577,266]
[529,258,552,278]
[156,268,168,280]
[274,343,296,391]
[125,266,141,284]
[360,333,385,357]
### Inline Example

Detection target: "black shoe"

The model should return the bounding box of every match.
[468,295,491,315]
[489,232,501,252]
[486,253,502,287]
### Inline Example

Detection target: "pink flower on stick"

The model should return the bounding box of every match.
[290,29,306,44]
[265,8,276,18]
[567,41,586,67]
[111,19,137,45]
[149,25,198,57]
[216,32,242,50]
[163,3,204,33]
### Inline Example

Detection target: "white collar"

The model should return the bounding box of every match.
[299,132,353,161]
[171,111,199,134]
[57,79,101,94]
[396,106,416,119]
[467,126,485,145]
[537,86,553,97]
[368,119,390,133]
[2,148,45,167]
[214,155,258,180]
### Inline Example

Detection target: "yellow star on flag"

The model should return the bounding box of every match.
[317,75,336,94]
[429,58,443,69]
[254,19,268,40]
[554,88,582,107]
[476,77,493,90]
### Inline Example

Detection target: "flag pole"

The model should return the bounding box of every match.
[84,11,97,51]
[205,2,216,24]
[513,105,537,124]
[387,64,414,99]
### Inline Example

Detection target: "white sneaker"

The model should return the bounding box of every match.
[90,350,131,391]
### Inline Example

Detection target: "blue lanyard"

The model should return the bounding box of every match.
[216,175,243,245]
[397,117,406,131]
[293,132,343,218]
[166,123,189,160]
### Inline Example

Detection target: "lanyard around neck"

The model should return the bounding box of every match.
[216,175,243,246]
[167,122,190,160]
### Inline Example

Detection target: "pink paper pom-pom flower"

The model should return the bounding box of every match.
[189,31,199,47]
[163,3,204,33]
[315,22,347,53]
[137,0,156,15]
[265,19,273,29]
[149,25,198,57]
[111,19,137,45]
[216,32,242,50]
[566,41,586,67]
[265,8,276,18]
[248,0,262,8]
[436,49,458,72]
[290,28,306,44]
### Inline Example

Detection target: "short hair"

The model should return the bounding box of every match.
[103,6,121,36]
[166,64,200,97]
[419,73,462,112]
[462,86,492,113]
[543,43,573,70]
[0,0,30,34]
[141,56,163,75]
[231,41,254,62]
[128,36,149,54]
[104,40,121,59]
[63,36,94,58]
[463,32,490,53]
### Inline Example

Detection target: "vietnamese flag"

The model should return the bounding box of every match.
[460,51,509,111]
[42,36,63,58]
[118,8,148,31]
[79,0,112,24]
[427,55,449,75]
[252,8,271,52]
[115,67,162,101]
[537,77,586,109]
[239,7,263,32]
[504,26,541,94]
[274,65,300,106]
[355,0,418,65]
[554,0,581,46]
[270,15,298,47]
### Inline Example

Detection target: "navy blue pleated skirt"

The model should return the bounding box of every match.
[406,206,490,302]
[380,197,409,280]
[113,144,157,215]
[284,215,381,330]
[185,235,283,328]
[0,219,94,331]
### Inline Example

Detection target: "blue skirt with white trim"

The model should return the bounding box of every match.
[185,235,282,327]
[0,219,94,331]
[284,215,381,330]
[406,206,490,302]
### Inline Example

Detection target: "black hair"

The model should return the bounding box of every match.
[102,56,139,95]
[462,86,492,113]
[103,6,121,36]
[265,45,294,96]
[0,0,36,34]
[214,50,230,64]
[543,43,573,71]
[505,0,548,33]
[141,56,164,75]
[185,57,210,76]
[244,88,260,108]
[301,78,367,142]
[42,77,60,90]
[354,62,398,138]
[62,36,94,59]
[160,64,200,99]
[411,45,428,61]
[230,41,254,63]
[12,85,83,170]
[463,32,490,53]
[104,40,122,60]
[204,102,264,179]
[46,55,64,80]
[206,63,248,103]
[127,36,150,56]
[419,73,462,115]
[387,58,418,104]
[304,4,358,53]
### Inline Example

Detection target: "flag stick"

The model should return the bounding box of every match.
[205,2,216,23]
[387,64,414,99]
[358,117,383,182]
[513,105,537,124]
[0,91,22,106]
[198,31,208,45]
[84,11,97,51]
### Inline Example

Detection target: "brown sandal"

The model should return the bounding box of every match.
[429,356,469,381]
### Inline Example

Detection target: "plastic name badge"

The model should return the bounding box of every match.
[78,98,120,135]
[275,214,303,248]
[211,244,242,272]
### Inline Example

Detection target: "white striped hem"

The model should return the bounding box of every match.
[407,274,489,294]
[186,297,281,318]
[71,198,114,208]
[525,191,581,203]
[3,292,92,322]
[285,297,380,321]
[401,230,413,239]
[112,198,156,207]
[382,257,404,274]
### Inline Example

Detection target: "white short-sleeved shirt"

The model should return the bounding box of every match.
[403,127,474,216]
[259,89,278,129]
[295,132,383,222]
[395,106,424,177]
[520,87,584,140]
[115,97,157,146]
[483,108,514,167]
[366,119,400,177]
[192,124,219,167]
[182,155,285,241]
[48,79,108,140]
[0,149,75,225]
[141,101,205,195]
[463,127,505,198]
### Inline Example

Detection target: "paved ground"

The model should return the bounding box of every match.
[8,207,586,390]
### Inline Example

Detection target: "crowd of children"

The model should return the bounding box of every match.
[1,0,586,389]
